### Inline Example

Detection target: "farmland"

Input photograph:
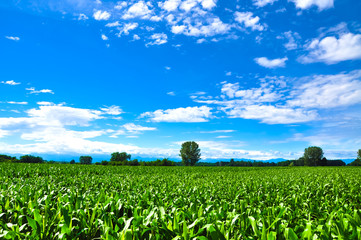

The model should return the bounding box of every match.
[1,164,361,239]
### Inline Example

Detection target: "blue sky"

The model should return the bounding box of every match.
[1,0,361,161]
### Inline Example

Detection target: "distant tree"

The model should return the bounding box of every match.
[327,160,346,166]
[303,146,323,166]
[348,150,361,166]
[70,159,76,164]
[20,155,44,163]
[0,154,17,162]
[180,141,201,166]
[101,160,109,166]
[229,158,235,166]
[110,152,131,163]
[79,156,92,165]
[320,157,327,166]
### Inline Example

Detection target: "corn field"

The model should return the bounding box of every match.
[1,163,361,239]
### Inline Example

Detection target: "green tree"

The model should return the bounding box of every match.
[70,159,76,164]
[230,158,235,166]
[303,146,323,166]
[79,156,92,165]
[110,152,131,163]
[20,155,43,163]
[349,149,361,166]
[180,141,201,166]
[0,154,17,162]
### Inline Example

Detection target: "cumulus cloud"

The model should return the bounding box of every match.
[147,33,168,45]
[122,1,153,20]
[159,0,181,11]
[253,0,278,7]
[290,0,333,10]
[78,13,88,20]
[234,12,265,31]
[171,17,231,37]
[255,57,288,68]
[299,33,361,64]
[5,36,20,41]
[93,10,111,20]
[140,106,213,122]
[1,80,20,85]
[101,34,108,40]
[26,87,54,94]
[167,91,176,96]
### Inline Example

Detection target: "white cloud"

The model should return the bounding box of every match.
[220,82,281,102]
[117,23,138,37]
[282,31,300,50]
[140,106,213,122]
[122,1,153,20]
[105,21,121,27]
[5,36,20,41]
[225,104,318,124]
[171,17,230,37]
[255,57,288,68]
[234,12,265,31]
[200,0,217,9]
[122,123,156,133]
[253,0,278,7]
[290,0,333,10]
[215,135,231,138]
[160,0,181,11]
[100,105,123,115]
[1,80,20,85]
[93,10,111,20]
[165,66,171,70]
[193,70,361,124]
[200,130,235,133]
[167,91,176,96]
[26,87,54,94]
[299,33,361,64]
[7,101,28,105]
[180,0,198,12]
[288,70,361,108]
[109,123,156,138]
[37,101,53,105]
[101,34,108,40]
[78,13,88,20]
[133,34,141,40]
[116,23,139,36]
[0,130,10,138]
[147,33,168,45]
[115,1,128,9]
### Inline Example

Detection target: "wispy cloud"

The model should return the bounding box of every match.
[5,36,20,41]
[26,87,54,94]
[1,80,20,85]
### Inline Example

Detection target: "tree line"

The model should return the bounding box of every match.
[1,143,361,167]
